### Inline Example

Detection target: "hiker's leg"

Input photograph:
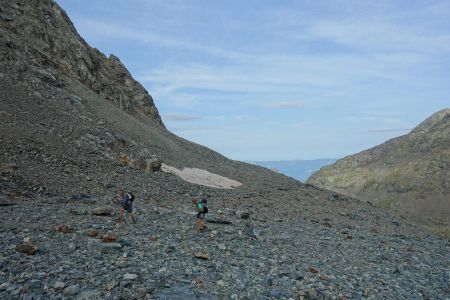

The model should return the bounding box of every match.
[130,210,136,223]
[117,208,124,223]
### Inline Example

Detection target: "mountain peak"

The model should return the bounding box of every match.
[411,108,450,135]
[0,0,164,127]
[308,109,450,237]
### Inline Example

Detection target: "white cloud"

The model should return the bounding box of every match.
[162,113,202,121]
[367,127,411,133]
[261,101,305,109]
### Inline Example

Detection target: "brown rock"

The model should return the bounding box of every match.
[131,159,145,169]
[149,235,158,241]
[15,243,38,255]
[308,267,319,274]
[55,224,72,233]
[102,231,118,243]
[370,227,380,234]
[88,229,99,237]
[194,252,210,260]
[91,206,115,216]
[319,274,330,281]
[196,219,207,231]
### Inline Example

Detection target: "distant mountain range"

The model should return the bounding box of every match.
[249,159,337,182]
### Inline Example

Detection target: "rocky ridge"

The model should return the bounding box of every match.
[308,109,450,238]
[0,0,163,127]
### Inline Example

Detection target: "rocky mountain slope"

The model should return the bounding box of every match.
[308,109,450,238]
[0,1,449,299]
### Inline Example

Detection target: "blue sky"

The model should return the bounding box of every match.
[56,0,450,161]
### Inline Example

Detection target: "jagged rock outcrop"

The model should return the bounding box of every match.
[308,109,450,237]
[0,0,164,127]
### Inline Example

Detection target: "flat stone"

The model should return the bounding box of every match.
[11,288,21,296]
[194,252,210,260]
[102,231,118,243]
[76,288,101,299]
[54,281,65,289]
[91,206,115,216]
[0,193,14,206]
[55,224,72,234]
[105,281,116,291]
[15,243,38,255]
[6,284,17,292]
[88,240,122,253]
[155,285,197,300]
[88,229,99,237]
[123,273,138,280]
[29,280,41,289]
[63,284,80,296]
[0,282,11,291]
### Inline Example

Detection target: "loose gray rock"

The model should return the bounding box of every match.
[63,284,80,296]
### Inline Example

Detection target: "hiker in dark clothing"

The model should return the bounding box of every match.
[116,190,136,224]
[193,198,208,230]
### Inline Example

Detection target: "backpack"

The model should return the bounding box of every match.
[197,202,204,212]
[124,192,134,204]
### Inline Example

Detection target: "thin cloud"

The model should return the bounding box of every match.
[368,127,411,133]
[168,125,224,132]
[261,101,305,109]
[232,116,261,124]
[162,113,202,121]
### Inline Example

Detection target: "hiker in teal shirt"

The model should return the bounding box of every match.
[196,198,208,220]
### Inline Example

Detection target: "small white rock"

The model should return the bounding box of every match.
[123,273,138,280]
[0,282,11,291]
[54,281,65,289]
[217,280,226,287]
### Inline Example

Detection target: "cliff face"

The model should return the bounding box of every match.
[0,0,164,127]
[308,109,450,237]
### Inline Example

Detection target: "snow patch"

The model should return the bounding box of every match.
[162,164,242,189]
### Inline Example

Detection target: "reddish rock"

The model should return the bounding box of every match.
[15,243,37,255]
[308,267,319,274]
[102,231,118,243]
[55,224,72,234]
[149,236,158,241]
[88,229,99,237]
